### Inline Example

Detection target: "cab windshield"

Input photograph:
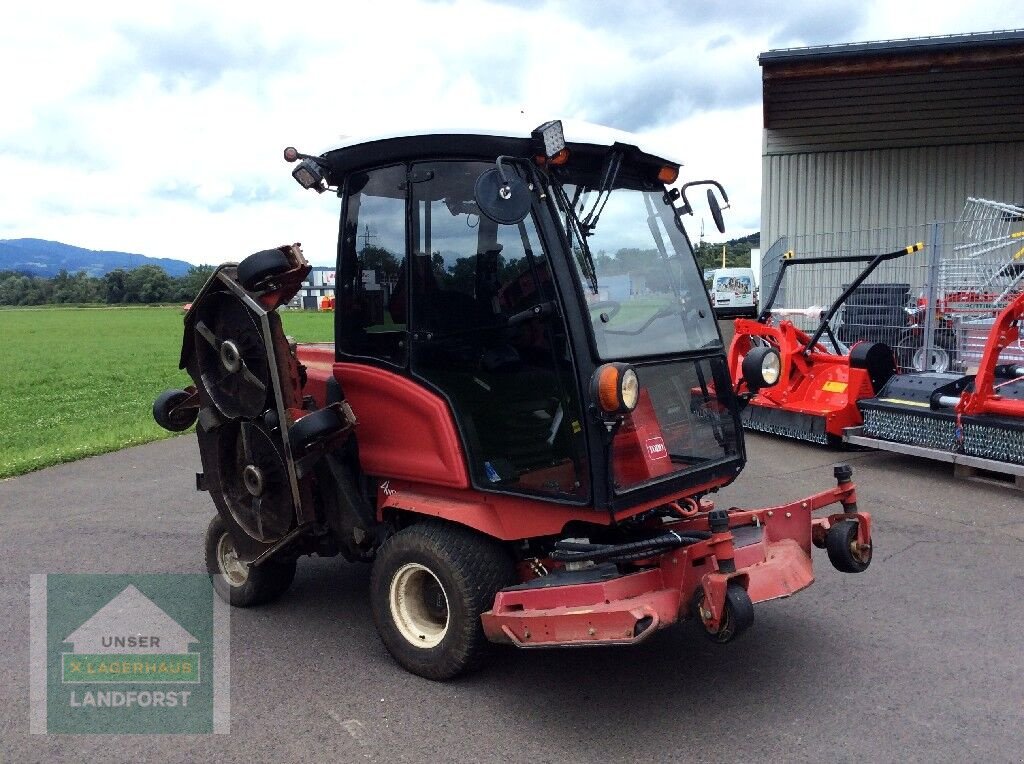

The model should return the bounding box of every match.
[555,179,720,359]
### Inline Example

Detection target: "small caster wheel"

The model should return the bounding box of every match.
[826,519,872,573]
[205,515,296,607]
[692,582,754,644]
[237,248,292,291]
[288,407,345,454]
[153,389,197,432]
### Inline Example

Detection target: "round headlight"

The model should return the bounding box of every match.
[592,363,640,417]
[620,368,639,410]
[760,351,781,386]
[741,346,782,391]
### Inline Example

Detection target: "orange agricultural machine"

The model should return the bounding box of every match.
[728,244,921,444]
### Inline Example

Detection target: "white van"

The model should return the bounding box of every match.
[710,267,757,318]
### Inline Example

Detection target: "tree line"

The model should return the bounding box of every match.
[0,265,216,306]
[693,232,759,272]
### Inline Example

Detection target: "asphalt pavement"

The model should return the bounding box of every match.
[1,426,1023,762]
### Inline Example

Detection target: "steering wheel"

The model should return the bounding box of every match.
[588,300,621,322]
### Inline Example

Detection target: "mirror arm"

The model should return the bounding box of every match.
[679,179,731,214]
[495,156,513,185]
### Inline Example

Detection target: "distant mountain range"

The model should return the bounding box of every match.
[0,239,192,278]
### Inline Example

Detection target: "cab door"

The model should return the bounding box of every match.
[406,160,590,502]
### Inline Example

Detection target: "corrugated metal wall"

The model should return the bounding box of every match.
[761,142,1024,249]
[764,67,1024,153]
[761,63,1024,251]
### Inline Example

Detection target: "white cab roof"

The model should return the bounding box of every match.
[326,118,682,165]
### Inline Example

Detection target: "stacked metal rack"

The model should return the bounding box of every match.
[938,198,1024,370]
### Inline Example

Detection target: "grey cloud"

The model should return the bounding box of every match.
[775,5,868,46]
[541,0,866,50]
[0,106,111,171]
[569,54,761,132]
[152,181,292,212]
[705,34,734,52]
[90,20,299,98]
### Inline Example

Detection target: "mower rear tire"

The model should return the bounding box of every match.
[693,582,754,644]
[237,248,291,291]
[153,389,197,432]
[826,519,872,573]
[369,521,514,680]
[205,514,296,607]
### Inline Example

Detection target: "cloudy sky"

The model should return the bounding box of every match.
[2,1,1021,267]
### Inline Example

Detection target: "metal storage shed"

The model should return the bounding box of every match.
[759,29,1024,255]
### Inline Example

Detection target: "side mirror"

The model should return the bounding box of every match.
[474,159,531,225]
[708,188,725,234]
[677,180,730,233]
[742,346,781,392]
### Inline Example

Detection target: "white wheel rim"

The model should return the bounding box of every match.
[913,346,950,373]
[389,563,450,649]
[217,532,249,587]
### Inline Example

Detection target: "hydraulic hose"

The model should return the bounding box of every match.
[550,531,709,565]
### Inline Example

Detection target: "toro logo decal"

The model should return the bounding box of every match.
[644,436,668,460]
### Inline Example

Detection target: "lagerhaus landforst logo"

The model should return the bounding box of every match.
[30,574,230,734]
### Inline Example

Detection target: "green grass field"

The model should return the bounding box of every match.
[0,307,335,479]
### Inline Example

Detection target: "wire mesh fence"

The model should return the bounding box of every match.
[759,198,1024,373]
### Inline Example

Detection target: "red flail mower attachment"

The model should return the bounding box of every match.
[956,290,1024,420]
[727,244,921,444]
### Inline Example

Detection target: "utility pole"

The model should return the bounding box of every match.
[360,225,378,251]
[721,244,727,269]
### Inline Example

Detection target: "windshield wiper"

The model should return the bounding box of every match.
[548,178,600,294]
[579,149,623,235]
[540,146,625,295]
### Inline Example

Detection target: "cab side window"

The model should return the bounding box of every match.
[336,165,408,366]
[407,160,588,500]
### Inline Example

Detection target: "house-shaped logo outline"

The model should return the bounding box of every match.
[63,585,199,655]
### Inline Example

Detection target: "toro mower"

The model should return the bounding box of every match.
[727,244,921,445]
[154,120,874,680]
[847,289,1024,478]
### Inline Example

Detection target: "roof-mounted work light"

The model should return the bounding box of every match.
[532,120,565,160]
[283,146,328,194]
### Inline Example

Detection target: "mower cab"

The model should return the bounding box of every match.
[155,119,874,680]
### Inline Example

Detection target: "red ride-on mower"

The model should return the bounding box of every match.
[154,120,874,680]
[728,244,921,445]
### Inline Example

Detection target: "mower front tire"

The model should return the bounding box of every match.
[205,514,296,607]
[825,519,872,573]
[370,521,514,680]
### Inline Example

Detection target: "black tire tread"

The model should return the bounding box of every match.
[205,515,297,607]
[289,407,344,454]
[693,582,754,643]
[825,519,871,573]
[153,389,196,432]
[237,248,291,291]
[370,520,514,680]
